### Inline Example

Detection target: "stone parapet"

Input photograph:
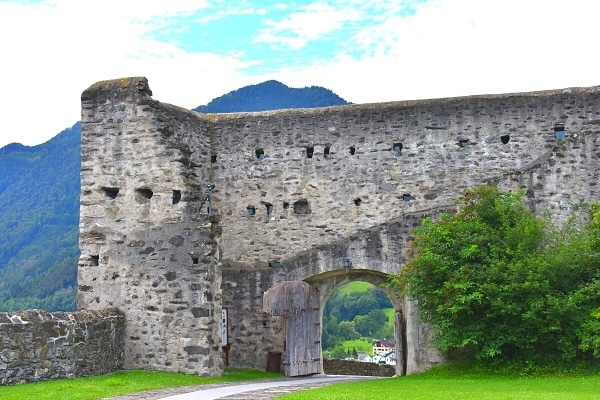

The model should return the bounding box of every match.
[323,358,395,377]
[0,309,124,385]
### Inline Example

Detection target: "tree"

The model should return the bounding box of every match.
[337,321,359,340]
[354,309,388,337]
[321,314,340,349]
[391,185,600,368]
[330,345,347,359]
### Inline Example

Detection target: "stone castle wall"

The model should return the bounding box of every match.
[0,309,123,385]
[209,88,600,272]
[77,77,600,376]
[78,78,223,376]
[323,359,395,377]
[210,85,600,371]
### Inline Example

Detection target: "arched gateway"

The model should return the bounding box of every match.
[78,77,600,377]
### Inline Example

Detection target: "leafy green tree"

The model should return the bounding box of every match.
[321,314,340,349]
[391,186,600,368]
[337,320,359,340]
[354,309,388,337]
[330,345,347,359]
[375,322,395,340]
[324,285,392,322]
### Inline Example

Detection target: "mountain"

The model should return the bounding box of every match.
[0,81,349,312]
[0,123,81,311]
[194,80,349,113]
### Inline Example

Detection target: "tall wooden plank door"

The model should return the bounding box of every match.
[263,281,322,376]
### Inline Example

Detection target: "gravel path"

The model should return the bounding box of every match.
[105,375,376,400]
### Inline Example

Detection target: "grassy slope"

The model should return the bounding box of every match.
[340,338,373,354]
[335,281,371,296]
[280,366,600,399]
[382,307,395,324]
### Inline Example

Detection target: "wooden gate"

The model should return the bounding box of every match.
[263,281,321,376]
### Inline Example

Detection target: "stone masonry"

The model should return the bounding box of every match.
[79,78,223,376]
[78,77,600,377]
[0,309,123,385]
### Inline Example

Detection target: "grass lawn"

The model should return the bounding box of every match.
[336,281,372,296]
[279,366,600,399]
[0,367,282,400]
[340,338,373,354]
[382,307,394,323]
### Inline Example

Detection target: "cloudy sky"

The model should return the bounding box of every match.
[1,0,598,149]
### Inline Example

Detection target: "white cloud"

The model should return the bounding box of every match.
[1,0,599,149]
[264,0,600,103]
[0,0,248,147]
[254,2,361,50]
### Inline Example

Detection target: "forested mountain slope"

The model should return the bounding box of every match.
[0,123,80,311]
[195,80,348,113]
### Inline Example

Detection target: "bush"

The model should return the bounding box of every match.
[391,186,600,369]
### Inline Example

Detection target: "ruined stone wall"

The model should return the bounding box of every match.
[323,359,395,377]
[0,309,123,385]
[78,77,600,377]
[208,88,600,272]
[210,87,600,372]
[78,77,222,376]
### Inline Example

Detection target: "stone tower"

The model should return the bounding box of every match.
[78,77,222,375]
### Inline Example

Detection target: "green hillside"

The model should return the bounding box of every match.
[322,281,394,356]
[194,80,348,113]
[335,281,372,296]
[0,123,80,311]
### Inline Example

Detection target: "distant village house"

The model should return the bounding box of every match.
[372,339,395,355]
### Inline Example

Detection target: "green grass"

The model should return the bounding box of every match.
[279,365,600,399]
[0,368,282,400]
[4,365,600,400]
[336,281,372,296]
[340,338,373,354]
[382,307,394,322]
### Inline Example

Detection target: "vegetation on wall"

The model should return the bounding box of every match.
[391,185,600,371]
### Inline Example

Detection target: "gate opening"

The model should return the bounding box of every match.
[322,281,396,375]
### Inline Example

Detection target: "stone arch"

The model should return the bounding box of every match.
[305,268,407,376]
[252,214,445,376]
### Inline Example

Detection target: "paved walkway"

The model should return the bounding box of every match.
[106,375,375,400]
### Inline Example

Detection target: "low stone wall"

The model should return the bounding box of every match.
[323,359,395,377]
[0,309,124,385]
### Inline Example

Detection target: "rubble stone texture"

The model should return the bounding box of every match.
[75,77,600,377]
[0,309,123,384]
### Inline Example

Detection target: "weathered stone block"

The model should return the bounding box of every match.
[0,309,124,385]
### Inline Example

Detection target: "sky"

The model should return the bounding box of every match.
[1,0,599,149]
